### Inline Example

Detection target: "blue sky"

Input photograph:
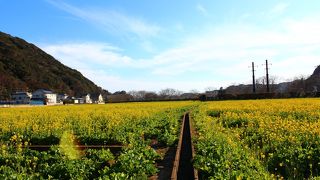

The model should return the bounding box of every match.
[1,0,320,92]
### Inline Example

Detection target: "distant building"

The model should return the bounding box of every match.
[92,94,104,104]
[199,90,221,101]
[82,94,92,104]
[11,91,32,104]
[31,89,57,105]
[205,90,219,99]
[75,97,84,104]
[64,96,84,104]
[57,94,68,103]
[30,98,45,105]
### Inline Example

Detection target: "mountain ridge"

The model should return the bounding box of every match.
[0,31,107,99]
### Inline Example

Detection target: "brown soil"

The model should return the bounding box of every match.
[149,145,177,180]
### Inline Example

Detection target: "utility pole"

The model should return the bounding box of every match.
[265,60,270,93]
[252,62,256,93]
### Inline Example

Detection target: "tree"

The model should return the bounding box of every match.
[128,90,147,100]
[189,89,199,94]
[113,90,127,95]
[204,86,217,92]
[286,75,307,97]
[158,88,182,99]
[128,90,159,101]
[144,92,158,100]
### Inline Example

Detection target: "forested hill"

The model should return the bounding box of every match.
[0,31,106,98]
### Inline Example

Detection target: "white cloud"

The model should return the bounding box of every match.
[147,16,320,77]
[42,42,134,69]
[273,55,320,79]
[40,14,320,92]
[46,0,161,39]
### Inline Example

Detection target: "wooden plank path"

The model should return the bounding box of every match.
[171,112,198,180]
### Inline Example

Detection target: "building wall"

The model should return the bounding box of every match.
[84,94,92,103]
[98,94,104,103]
[12,92,32,104]
[45,94,57,104]
[32,90,57,105]
[32,90,45,99]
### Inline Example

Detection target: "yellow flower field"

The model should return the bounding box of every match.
[0,101,196,179]
[192,98,320,179]
[0,101,196,145]
[2,99,320,179]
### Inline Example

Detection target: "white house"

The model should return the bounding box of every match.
[83,94,92,104]
[92,94,104,104]
[32,89,57,105]
[11,91,32,104]
[97,94,104,104]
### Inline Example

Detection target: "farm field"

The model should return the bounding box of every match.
[2,99,320,179]
[192,98,320,179]
[0,101,196,179]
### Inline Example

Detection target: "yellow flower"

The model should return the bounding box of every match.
[279,163,283,167]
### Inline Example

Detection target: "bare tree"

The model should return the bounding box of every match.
[128,90,146,100]
[269,75,278,85]
[189,89,199,94]
[269,75,279,92]
[255,76,266,93]
[158,88,183,99]
[204,86,217,92]
[128,90,159,101]
[144,92,158,100]
[287,75,307,97]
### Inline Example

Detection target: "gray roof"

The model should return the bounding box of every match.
[34,89,54,94]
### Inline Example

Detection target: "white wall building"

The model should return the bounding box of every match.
[83,94,92,104]
[32,89,57,105]
[97,94,104,104]
[11,91,32,104]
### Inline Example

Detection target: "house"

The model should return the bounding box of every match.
[63,96,84,104]
[75,98,84,104]
[57,94,68,103]
[82,94,92,104]
[199,90,220,101]
[31,89,57,105]
[91,94,105,104]
[11,91,32,104]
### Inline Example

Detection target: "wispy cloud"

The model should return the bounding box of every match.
[46,0,161,39]
[147,16,320,79]
[196,4,209,17]
[40,14,320,92]
[42,42,134,70]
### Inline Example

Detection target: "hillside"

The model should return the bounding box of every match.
[0,31,106,99]
[305,65,320,92]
